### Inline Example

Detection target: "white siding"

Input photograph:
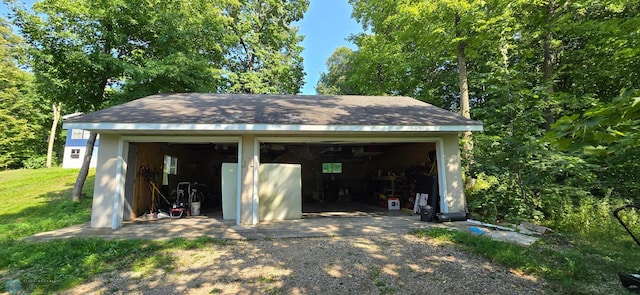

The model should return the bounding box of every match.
[62,146,98,169]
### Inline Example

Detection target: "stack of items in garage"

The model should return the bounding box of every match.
[365,163,455,223]
[414,171,438,222]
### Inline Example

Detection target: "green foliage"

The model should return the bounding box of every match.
[546,88,640,199]
[4,0,309,168]
[8,0,309,112]
[22,154,49,169]
[0,17,49,169]
[469,132,599,223]
[223,0,308,94]
[555,196,632,237]
[322,0,512,108]
[469,2,640,225]
[322,0,640,228]
[548,89,640,155]
[316,46,358,95]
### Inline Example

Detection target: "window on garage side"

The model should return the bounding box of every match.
[70,149,81,158]
[163,155,178,185]
[71,129,84,139]
[322,162,342,173]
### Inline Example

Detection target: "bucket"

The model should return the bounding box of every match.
[191,202,201,216]
[420,205,434,222]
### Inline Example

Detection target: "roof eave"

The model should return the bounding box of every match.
[63,122,484,133]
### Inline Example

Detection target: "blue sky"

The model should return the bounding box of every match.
[0,0,361,95]
[298,0,361,94]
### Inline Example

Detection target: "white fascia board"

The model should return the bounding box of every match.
[63,122,484,133]
[256,136,443,144]
[121,135,241,143]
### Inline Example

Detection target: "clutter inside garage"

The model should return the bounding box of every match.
[260,142,440,221]
[130,142,236,219]
[129,141,443,222]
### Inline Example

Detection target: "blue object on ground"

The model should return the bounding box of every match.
[469,226,486,235]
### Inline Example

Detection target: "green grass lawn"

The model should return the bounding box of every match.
[0,168,215,294]
[412,227,640,294]
[0,168,94,241]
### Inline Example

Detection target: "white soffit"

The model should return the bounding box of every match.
[63,123,484,133]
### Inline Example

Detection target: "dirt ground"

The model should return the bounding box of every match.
[61,233,546,295]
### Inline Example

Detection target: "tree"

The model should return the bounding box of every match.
[546,88,640,204]
[467,0,640,222]
[319,0,640,223]
[112,0,234,100]
[548,89,640,155]
[0,18,28,168]
[10,0,236,111]
[316,46,357,95]
[71,131,96,202]
[0,17,47,169]
[10,0,310,106]
[45,102,60,168]
[332,0,505,189]
[8,0,308,198]
[223,0,308,94]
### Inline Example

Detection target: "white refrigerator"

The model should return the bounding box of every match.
[221,163,238,220]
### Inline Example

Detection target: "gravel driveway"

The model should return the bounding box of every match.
[62,232,546,294]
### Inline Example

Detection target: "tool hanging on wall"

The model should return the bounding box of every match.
[147,179,171,214]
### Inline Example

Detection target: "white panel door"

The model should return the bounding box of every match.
[258,164,302,221]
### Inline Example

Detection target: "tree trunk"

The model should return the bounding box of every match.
[456,13,474,191]
[542,1,557,131]
[458,40,473,147]
[458,51,470,120]
[46,102,61,168]
[71,20,112,201]
[376,63,384,94]
[71,132,97,202]
[542,30,556,131]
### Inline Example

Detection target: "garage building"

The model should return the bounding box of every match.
[63,93,483,228]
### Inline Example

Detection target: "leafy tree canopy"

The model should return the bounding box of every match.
[547,88,640,156]
[7,0,309,114]
[318,0,640,222]
[0,17,48,168]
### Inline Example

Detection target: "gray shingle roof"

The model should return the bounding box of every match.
[66,93,482,128]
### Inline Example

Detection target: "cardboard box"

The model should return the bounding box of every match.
[387,198,400,210]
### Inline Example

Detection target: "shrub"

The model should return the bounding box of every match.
[22,155,49,169]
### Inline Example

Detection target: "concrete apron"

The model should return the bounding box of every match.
[24,215,539,246]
